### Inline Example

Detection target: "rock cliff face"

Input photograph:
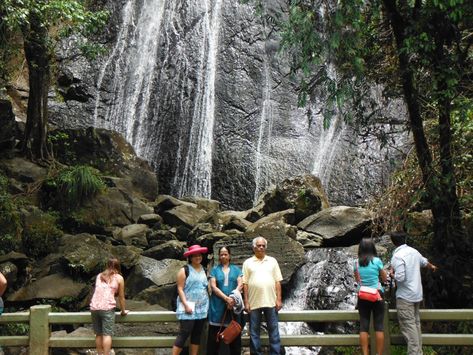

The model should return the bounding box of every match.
[48,0,405,209]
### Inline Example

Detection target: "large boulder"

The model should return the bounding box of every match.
[126,257,186,297]
[212,221,305,284]
[0,157,48,184]
[138,213,164,227]
[298,206,373,247]
[114,224,150,247]
[161,204,207,229]
[49,127,158,201]
[142,240,185,260]
[208,211,252,232]
[296,230,324,248]
[196,232,231,253]
[147,229,177,247]
[68,186,154,231]
[247,209,295,232]
[134,284,178,311]
[181,196,221,214]
[153,194,195,214]
[187,223,217,244]
[7,274,88,302]
[60,233,111,275]
[110,245,142,269]
[256,175,329,222]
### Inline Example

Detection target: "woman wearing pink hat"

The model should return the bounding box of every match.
[172,244,209,355]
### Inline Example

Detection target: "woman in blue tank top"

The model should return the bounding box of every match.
[172,245,209,355]
[354,238,387,355]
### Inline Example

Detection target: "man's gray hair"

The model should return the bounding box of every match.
[252,236,267,248]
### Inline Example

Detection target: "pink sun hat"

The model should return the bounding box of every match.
[183,244,208,257]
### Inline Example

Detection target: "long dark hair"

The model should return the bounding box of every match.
[358,238,378,267]
[100,258,121,283]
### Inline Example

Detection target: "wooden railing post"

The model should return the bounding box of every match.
[29,305,51,355]
[383,302,391,355]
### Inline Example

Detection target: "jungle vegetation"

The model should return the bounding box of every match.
[246,0,473,307]
[0,0,108,160]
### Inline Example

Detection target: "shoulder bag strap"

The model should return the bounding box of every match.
[217,308,229,335]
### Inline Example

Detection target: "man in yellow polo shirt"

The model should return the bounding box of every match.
[243,236,283,355]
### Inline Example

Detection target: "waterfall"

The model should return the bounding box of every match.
[253,58,274,204]
[280,253,325,355]
[311,65,346,186]
[280,249,357,354]
[311,112,345,186]
[178,0,223,199]
[83,0,397,209]
[93,0,166,158]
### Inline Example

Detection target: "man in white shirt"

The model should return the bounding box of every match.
[243,236,283,355]
[390,232,437,355]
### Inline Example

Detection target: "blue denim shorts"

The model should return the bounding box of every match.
[91,310,115,336]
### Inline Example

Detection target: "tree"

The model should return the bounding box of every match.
[253,0,472,306]
[0,0,107,160]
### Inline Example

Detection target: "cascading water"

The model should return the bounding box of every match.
[82,0,398,210]
[311,65,346,187]
[253,58,274,204]
[93,0,224,200]
[93,0,166,158]
[311,111,345,187]
[178,0,223,199]
[280,249,357,354]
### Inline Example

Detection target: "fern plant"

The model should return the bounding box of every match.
[43,165,105,212]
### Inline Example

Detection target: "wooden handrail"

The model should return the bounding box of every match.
[0,306,472,354]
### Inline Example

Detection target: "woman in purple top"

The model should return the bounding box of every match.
[354,238,387,355]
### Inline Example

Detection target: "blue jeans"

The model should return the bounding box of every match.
[249,307,281,355]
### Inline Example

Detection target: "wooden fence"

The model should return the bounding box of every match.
[1,305,473,354]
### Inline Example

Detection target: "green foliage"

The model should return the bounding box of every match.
[279,0,384,126]
[79,41,107,60]
[0,173,21,254]
[48,131,69,144]
[48,130,75,162]
[246,0,473,151]
[451,100,473,212]
[370,98,473,234]
[42,165,105,212]
[1,0,109,37]
[253,0,473,261]
[22,212,62,257]
[0,323,29,336]
[0,0,109,87]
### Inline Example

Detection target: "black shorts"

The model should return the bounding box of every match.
[174,319,206,348]
[357,299,384,332]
